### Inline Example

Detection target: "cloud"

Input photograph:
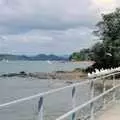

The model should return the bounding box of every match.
[91,0,117,14]
[0,0,97,34]
[0,0,119,54]
[0,0,118,33]
[0,28,96,54]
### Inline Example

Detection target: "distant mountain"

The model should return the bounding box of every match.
[0,54,69,61]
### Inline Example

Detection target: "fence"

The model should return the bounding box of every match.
[0,72,120,120]
[56,72,120,120]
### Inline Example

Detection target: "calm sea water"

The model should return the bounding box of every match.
[0,61,92,74]
[0,61,92,120]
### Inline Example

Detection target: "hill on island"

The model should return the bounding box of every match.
[0,54,69,61]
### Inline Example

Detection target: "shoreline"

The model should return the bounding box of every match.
[70,60,95,64]
[0,70,87,80]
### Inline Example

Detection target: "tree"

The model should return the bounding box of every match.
[88,42,114,70]
[69,49,90,61]
[89,8,120,70]
[69,52,81,61]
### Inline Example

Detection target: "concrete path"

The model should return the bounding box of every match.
[96,103,120,120]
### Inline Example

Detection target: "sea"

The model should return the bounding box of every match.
[0,61,93,120]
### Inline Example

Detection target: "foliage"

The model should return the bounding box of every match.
[71,8,120,71]
[69,49,90,61]
[86,8,120,72]
[93,8,120,68]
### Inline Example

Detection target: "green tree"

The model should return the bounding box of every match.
[69,49,90,61]
[90,8,120,69]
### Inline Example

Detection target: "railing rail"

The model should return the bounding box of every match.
[0,71,120,120]
[0,80,90,108]
[56,71,120,120]
[56,84,120,120]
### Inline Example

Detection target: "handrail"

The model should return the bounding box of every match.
[0,71,120,109]
[0,79,90,108]
[0,71,120,120]
[56,84,120,120]
[56,71,120,120]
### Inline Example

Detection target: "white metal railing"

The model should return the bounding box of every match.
[56,72,120,120]
[56,85,120,120]
[0,72,120,120]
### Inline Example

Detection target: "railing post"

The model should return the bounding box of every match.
[72,86,76,120]
[113,74,116,102]
[103,78,106,108]
[90,80,94,120]
[38,96,44,120]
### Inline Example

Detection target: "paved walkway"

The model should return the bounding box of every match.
[96,102,120,120]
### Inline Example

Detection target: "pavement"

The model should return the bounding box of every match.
[96,102,120,120]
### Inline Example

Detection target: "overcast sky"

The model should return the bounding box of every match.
[0,0,119,55]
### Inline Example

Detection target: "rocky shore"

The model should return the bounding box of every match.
[0,71,87,80]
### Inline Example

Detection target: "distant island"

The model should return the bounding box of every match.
[0,54,69,61]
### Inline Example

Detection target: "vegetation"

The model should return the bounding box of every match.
[89,8,120,70]
[71,8,120,72]
[69,48,90,61]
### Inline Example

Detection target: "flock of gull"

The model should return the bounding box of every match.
[88,67,120,78]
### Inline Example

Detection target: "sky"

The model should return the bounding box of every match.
[0,0,119,55]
